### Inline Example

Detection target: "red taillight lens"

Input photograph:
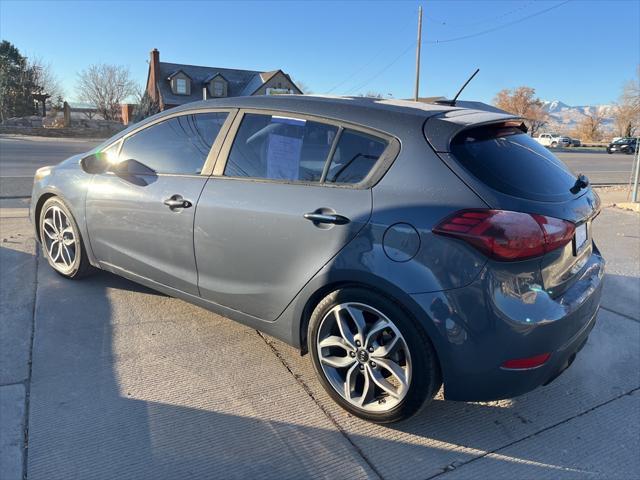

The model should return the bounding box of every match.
[433,209,575,261]
[501,353,551,370]
[532,214,575,252]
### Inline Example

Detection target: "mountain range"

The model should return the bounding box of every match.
[540,100,615,133]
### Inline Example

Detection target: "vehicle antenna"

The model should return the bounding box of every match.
[436,68,480,106]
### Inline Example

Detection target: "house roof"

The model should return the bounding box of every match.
[203,72,227,83]
[156,62,296,106]
[167,69,191,80]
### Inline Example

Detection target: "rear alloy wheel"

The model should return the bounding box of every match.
[39,197,92,279]
[308,288,441,423]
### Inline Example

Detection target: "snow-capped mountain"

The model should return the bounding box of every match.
[540,100,615,133]
[541,100,570,114]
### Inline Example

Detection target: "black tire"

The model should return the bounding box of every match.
[308,287,441,423]
[39,196,94,279]
[551,141,557,148]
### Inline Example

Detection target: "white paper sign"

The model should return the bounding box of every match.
[266,133,303,180]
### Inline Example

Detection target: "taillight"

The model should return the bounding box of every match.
[433,209,575,261]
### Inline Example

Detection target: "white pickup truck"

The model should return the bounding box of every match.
[535,133,570,148]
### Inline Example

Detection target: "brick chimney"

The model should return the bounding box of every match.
[148,48,160,103]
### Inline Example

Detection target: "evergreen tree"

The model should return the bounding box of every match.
[0,40,38,121]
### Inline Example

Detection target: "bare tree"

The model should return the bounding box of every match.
[76,64,137,121]
[621,66,640,110]
[494,86,549,136]
[292,78,311,94]
[613,103,638,137]
[29,58,64,106]
[131,86,160,123]
[573,109,606,142]
[613,66,640,137]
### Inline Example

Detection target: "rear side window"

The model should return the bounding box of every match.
[224,114,338,182]
[326,130,388,184]
[450,125,577,201]
[117,112,228,175]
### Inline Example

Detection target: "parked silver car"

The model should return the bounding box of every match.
[31,96,604,423]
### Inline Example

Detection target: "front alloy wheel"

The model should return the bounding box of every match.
[39,197,93,279]
[42,205,77,274]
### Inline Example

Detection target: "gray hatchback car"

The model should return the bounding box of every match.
[31,95,604,423]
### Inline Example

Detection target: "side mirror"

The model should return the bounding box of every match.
[112,159,156,177]
[80,152,109,174]
[111,159,157,186]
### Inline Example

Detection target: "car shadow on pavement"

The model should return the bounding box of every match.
[9,245,638,480]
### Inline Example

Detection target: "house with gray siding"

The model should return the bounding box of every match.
[146,49,302,110]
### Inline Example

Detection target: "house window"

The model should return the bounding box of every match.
[176,78,187,95]
[213,81,225,97]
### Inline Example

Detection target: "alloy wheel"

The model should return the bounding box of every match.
[42,205,77,273]
[316,302,412,412]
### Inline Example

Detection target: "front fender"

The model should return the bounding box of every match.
[30,160,97,266]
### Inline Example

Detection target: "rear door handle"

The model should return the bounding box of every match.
[164,195,192,209]
[303,212,350,225]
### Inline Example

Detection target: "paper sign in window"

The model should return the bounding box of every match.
[266,134,303,180]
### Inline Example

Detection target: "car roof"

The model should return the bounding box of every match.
[167,95,512,133]
[100,95,516,151]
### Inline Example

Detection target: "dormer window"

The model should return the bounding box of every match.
[176,78,187,95]
[207,75,227,98]
[213,80,225,97]
[168,70,191,96]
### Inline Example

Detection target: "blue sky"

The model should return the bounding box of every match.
[1,0,638,105]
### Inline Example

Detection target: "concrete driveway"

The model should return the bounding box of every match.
[1,197,638,480]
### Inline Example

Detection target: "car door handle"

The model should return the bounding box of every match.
[164,195,192,209]
[303,212,350,225]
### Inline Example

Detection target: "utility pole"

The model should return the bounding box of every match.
[414,5,423,102]
[632,136,640,203]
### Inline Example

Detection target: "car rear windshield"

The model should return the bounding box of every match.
[450,124,578,202]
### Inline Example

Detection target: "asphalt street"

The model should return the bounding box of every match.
[0,194,638,479]
[0,136,101,198]
[0,135,636,199]
[556,149,637,185]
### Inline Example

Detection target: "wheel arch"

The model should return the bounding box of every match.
[295,275,444,383]
[34,192,58,241]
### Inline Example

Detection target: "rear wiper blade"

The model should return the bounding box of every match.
[570,174,590,194]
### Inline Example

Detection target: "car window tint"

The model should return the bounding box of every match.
[224,113,338,182]
[326,130,388,184]
[117,112,227,174]
[451,125,577,201]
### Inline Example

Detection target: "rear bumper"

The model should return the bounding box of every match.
[411,247,605,401]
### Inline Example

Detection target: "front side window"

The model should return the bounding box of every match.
[176,78,187,94]
[224,114,338,182]
[326,130,388,184]
[117,112,228,175]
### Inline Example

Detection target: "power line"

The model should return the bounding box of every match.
[341,0,571,96]
[344,41,416,95]
[425,0,571,44]
[423,1,535,29]
[325,14,418,94]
